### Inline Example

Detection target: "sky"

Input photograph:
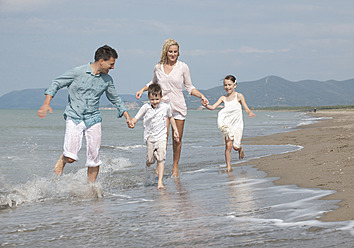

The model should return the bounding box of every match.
[1,0,354,97]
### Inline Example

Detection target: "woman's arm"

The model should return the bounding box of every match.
[136,85,148,100]
[191,88,209,105]
[169,116,180,143]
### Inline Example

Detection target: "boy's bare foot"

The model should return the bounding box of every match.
[157,183,165,190]
[239,147,245,159]
[54,155,66,175]
[146,162,151,167]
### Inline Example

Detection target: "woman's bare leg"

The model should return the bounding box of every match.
[172,119,184,177]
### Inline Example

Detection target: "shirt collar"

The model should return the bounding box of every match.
[149,102,161,110]
[87,62,101,77]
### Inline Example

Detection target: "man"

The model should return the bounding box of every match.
[38,45,131,183]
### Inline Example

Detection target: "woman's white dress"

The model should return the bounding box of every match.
[217,93,243,148]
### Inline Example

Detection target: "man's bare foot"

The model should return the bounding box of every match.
[54,155,66,175]
[238,147,245,159]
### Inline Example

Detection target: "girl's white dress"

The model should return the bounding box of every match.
[217,93,243,148]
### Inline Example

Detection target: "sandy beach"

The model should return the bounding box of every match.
[241,109,354,222]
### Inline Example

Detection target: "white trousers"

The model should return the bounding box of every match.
[63,118,102,167]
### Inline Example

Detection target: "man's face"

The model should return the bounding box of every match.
[100,57,116,74]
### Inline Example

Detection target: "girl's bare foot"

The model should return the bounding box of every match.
[226,167,233,172]
[239,146,245,159]
[54,155,66,175]
[157,183,165,190]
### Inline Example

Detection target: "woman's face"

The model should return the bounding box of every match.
[167,45,179,63]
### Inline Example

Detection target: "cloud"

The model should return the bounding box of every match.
[185,49,236,56]
[0,0,59,13]
[176,47,290,57]
[238,46,290,54]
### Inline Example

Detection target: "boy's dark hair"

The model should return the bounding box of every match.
[148,83,162,97]
[95,45,118,61]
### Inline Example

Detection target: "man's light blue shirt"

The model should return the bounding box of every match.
[45,63,127,127]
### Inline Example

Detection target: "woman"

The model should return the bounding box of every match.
[136,39,208,177]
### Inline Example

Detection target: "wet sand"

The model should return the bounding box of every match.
[240,109,354,222]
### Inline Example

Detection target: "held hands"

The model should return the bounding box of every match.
[200,95,209,106]
[201,100,208,107]
[127,119,135,128]
[127,118,137,128]
[37,104,53,118]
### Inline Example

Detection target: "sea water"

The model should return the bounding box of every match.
[0,109,353,247]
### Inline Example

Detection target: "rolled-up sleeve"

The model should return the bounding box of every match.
[44,68,76,97]
[182,63,195,94]
[105,81,127,118]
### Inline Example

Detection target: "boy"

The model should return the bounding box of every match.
[129,83,179,189]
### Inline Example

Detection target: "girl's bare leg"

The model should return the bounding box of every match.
[238,145,244,159]
[225,138,233,172]
[233,144,244,159]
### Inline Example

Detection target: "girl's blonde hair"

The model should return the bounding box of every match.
[159,39,180,64]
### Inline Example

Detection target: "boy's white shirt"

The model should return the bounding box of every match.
[134,102,172,142]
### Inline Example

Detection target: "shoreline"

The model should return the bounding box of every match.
[239,109,354,222]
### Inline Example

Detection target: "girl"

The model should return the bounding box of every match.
[203,75,255,172]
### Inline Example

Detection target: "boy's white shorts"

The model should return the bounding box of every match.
[63,118,102,167]
[146,139,167,164]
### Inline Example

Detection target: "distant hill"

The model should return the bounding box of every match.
[1,76,353,109]
[185,75,354,109]
[0,88,148,109]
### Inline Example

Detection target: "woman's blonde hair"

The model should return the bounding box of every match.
[159,38,180,64]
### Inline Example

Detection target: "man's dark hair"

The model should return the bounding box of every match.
[148,83,162,97]
[94,45,118,61]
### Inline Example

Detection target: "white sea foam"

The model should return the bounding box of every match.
[103,144,145,151]
[100,156,134,173]
[0,170,104,208]
[0,156,134,208]
[297,116,332,127]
